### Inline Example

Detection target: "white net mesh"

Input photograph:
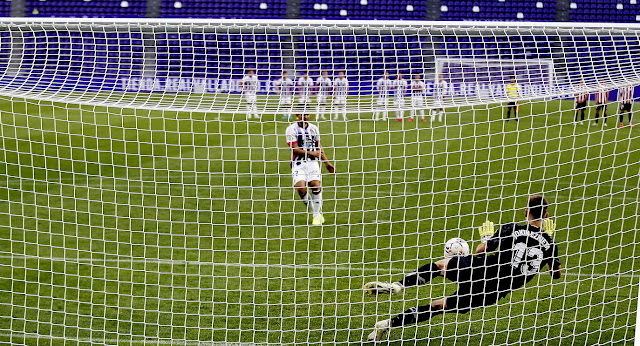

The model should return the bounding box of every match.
[1,19,639,344]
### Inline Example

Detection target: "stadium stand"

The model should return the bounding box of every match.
[300,0,426,20]
[12,0,640,22]
[440,0,556,21]
[161,0,286,18]
[570,0,640,23]
[155,33,284,80]
[25,0,147,17]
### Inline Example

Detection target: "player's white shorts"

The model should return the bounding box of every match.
[317,95,328,104]
[245,94,257,104]
[411,95,424,107]
[292,161,322,184]
[377,97,389,107]
[334,96,347,105]
[394,98,405,108]
[435,95,445,106]
[279,96,293,105]
[299,96,311,104]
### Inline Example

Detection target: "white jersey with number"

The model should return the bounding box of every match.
[286,122,322,183]
[276,77,295,104]
[394,78,407,100]
[316,76,332,103]
[333,77,349,104]
[377,77,393,103]
[242,75,259,102]
[435,80,448,101]
[298,77,314,103]
[411,80,426,106]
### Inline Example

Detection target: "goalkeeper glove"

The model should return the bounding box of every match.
[541,218,556,237]
[478,220,496,243]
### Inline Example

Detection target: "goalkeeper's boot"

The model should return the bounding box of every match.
[312,213,325,225]
[363,281,403,295]
[367,319,391,342]
[477,220,496,243]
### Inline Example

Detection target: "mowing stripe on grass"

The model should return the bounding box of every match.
[1,254,637,278]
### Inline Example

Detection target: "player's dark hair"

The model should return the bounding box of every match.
[527,195,548,220]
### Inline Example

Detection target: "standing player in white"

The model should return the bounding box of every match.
[594,80,609,126]
[410,74,427,122]
[393,72,408,121]
[241,70,259,119]
[316,71,333,121]
[617,84,635,127]
[333,71,349,121]
[574,79,589,125]
[285,113,335,225]
[276,71,295,120]
[433,74,448,122]
[297,71,314,112]
[374,72,393,121]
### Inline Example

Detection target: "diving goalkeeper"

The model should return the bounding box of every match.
[363,195,562,342]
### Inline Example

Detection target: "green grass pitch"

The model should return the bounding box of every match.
[0,95,639,344]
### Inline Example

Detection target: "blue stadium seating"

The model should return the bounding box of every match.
[15,0,640,22]
[161,0,286,18]
[570,0,640,23]
[25,0,147,17]
[440,0,556,21]
[300,0,426,20]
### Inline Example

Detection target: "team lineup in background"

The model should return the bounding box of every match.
[241,69,636,126]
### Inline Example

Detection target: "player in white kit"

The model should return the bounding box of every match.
[241,70,259,119]
[285,113,335,225]
[374,72,393,121]
[410,74,427,122]
[316,71,333,121]
[297,72,314,111]
[333,71,349,121]
[394,72,408,121]
[276,71,295,120]
[433,74,448,122]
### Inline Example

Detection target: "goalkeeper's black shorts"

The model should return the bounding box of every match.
[444,255,510,312]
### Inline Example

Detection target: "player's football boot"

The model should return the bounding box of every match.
[620,123,624,128]
[367,319,391,342]
[631,123,636,128]
[477,220,496,242]
[408,118,414,122]
[363,281,403,295]
[312,214,325,225]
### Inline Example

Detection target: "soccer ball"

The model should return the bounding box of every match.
[444,237,470,258]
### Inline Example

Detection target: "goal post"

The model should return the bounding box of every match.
[0,18,639,344]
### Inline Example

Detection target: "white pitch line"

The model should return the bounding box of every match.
[0,333,257,345]
[1,255,638,278]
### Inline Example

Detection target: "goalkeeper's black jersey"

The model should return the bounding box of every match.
[483,223,561,292]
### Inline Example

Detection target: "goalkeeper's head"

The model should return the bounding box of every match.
[526,195,549,221]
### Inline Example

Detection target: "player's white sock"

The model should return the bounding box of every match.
[438,111,443,122]
[342,107,347,120]
[311,190,322,217]
[373,111,379,121]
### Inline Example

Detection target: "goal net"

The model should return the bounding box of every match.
[1,18,639,344]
